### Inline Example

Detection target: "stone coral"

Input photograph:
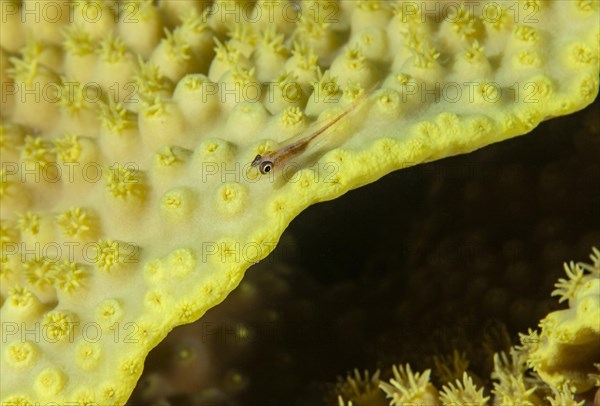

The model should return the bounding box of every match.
[379,364,439,404]
[521,247,600,392]
[124,102,599,403]
[0,0,598,403]
[335,368,385,406]
[332,247,600,405]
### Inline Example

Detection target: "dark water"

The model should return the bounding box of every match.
[130,99,600,406]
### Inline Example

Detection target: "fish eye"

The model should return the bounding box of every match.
[259,161,273,174]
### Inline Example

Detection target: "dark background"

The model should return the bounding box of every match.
[130,98,599,405]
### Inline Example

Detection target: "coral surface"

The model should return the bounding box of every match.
[333,247,600,406]
[126,100,599,405]
[0,0,598,403]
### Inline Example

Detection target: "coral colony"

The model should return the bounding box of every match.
[0,0,598,404]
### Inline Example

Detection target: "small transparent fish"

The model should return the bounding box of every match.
[250,85,375,175]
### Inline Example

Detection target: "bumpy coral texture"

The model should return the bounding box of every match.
[523,248,600,393]
[334,247,600,406]
[0,0,598,403]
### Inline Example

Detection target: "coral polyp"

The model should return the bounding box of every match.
[0,0,598,403]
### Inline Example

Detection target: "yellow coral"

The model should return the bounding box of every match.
[491,349,540,405]
[5,341,39,369]
[330,247,600,405]
[432,350,470,384]
[379,364,439,404]
[522,247,600,392]
[439,372,490,405]
[1,0,598,403]
[42,310,79,342]
[546,383,585,406]
[336,369,386,405]
[34,368,66,397]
